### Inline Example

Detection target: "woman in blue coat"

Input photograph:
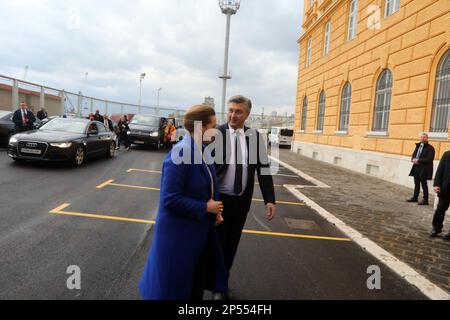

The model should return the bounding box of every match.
[139,105,229,300]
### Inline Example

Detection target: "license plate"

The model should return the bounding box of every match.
[134,141,145,145]
[21,148,42,155]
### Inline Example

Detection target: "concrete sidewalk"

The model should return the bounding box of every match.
[276,148,450,294]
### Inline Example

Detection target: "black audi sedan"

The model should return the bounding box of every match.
[7,118,116,166]
[128,114,164,149]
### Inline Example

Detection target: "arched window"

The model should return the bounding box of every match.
[339,83,352,131]
[301,96,308,131]
[317,91,326,131]
[373,70,393,132]
[431,51,450,133]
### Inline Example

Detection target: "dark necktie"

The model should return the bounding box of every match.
[234,132,243,196]
[417,144,424,159]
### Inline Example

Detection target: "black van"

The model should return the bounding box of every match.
[128,114,165,149]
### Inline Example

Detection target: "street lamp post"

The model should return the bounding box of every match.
[157,88,162,116]
[139,73,146,113]
[157,88,162,108]
[218,0,241,124]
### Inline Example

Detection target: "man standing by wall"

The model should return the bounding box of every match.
[431,151,450,240]
[12,102,36,133]
[407,133,435,206]
[213,95,276,300]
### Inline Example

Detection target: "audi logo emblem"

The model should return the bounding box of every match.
[26,143,38,148]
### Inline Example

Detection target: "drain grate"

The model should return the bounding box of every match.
[284,218,320,231]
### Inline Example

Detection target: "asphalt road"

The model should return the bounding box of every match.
[0,146,427,300]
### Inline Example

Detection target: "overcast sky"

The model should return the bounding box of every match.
[0,0,304,115]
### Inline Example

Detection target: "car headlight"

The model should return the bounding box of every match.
[9,137,18,144]
[50,142,72,148]
[150,132,159,137]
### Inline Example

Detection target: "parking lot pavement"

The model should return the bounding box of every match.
[0,147,428,299]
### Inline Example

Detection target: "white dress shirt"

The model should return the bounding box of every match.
[21,109,27,123]
[218,127,248,196]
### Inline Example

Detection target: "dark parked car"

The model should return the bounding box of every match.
[7,118,116,166]
[128,114,165,149]
[0,111,15,147]
[0,110,43,147]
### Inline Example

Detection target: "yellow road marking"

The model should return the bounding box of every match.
[242,229,351,242]
[49,204,350,242]
[50,203,156,225]
[128,169,284,188]
[96,179,304,206]
[253,199,305,206]
[109,182,161,191]
[127,168,162,174]
[96,179,115,189]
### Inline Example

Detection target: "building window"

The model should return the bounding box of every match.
[317,91,326,131]
[385,0,400,17]
[373,69,393,132]
[310,0,315,10]
[306,38,312,66]
[301,96,308,131]
[348,0,358,40]
[323,21,331,56]
[339,83,352,131]
[431,51,450,133]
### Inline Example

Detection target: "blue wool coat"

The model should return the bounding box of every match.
[139,136,229,300]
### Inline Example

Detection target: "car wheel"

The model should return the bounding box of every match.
[73,145,85,167]
[106,141,116,158]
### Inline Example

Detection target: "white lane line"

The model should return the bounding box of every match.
[284,185,450,301]
[269,156,330,188]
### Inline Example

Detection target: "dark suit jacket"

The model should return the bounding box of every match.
[409,143,435,180]
[36,110,48,121]
[215,124,276,213]
[94,114,104,123]
[434,151,450,194]
[12,109,36,132]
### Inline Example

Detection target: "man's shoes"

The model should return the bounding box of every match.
[407,198,418,203]
[430,229,442,238]
[418,200,429,206]
[444,233,450,241]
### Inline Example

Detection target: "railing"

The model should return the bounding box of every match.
[0,74,294,129]
[0,74,186,121]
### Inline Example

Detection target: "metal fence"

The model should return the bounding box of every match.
[0,74,294,129]
[0,74,186,122]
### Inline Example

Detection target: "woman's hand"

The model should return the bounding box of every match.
[207,199,223,215]
[215,213,224,226]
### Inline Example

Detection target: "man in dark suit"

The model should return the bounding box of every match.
[407,133,435,206]
[12,102,36,133]
[431,151,450,240]
[213,95,276,299]
[94,110,104,123]
[36,107,48,120]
